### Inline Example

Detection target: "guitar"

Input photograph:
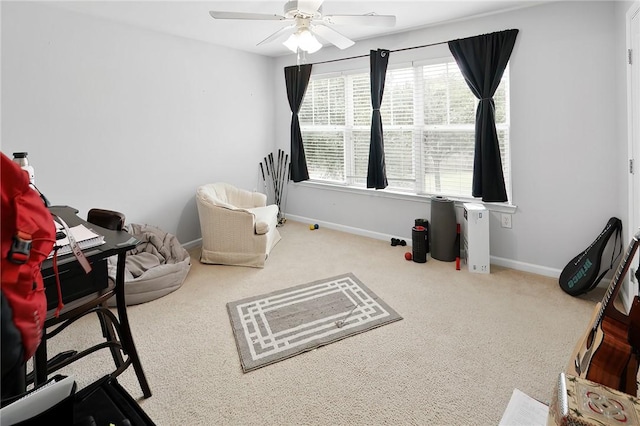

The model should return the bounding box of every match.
[567,229,640,393]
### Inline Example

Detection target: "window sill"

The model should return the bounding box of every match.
[293,180,517,214]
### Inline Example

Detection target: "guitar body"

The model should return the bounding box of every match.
[627,296,640,349]
[568,303,604,378]
[569,306,635,394]
[567,229,640,395]
[587,315,634,392]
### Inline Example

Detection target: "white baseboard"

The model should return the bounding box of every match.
[490,256,561,278]
[286,214,561,278]
[182,237,202,250]
[285,214,413,246]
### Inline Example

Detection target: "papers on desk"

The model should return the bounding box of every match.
[0,375,75,425]
[48,224,105,258]
[499,388,549,426]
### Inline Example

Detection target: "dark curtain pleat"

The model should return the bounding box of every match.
[284,64,313,182]
[367,49,390,189]
[448,29,518,202]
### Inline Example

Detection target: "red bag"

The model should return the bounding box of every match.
[1,152,55,362]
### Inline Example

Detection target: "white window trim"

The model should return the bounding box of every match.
[294,180,517,214]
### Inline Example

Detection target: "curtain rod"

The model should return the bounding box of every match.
[307,39,448,66]
[300,29,516,66]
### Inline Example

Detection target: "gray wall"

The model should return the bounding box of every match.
[1,1,275,245]
[274,1,632,277]
[1,1,634,281]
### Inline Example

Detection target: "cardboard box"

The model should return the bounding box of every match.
[462,203,490,273]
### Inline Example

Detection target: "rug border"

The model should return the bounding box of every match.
[226,272,403,373]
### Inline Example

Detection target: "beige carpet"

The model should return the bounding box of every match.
[44,220,603,425]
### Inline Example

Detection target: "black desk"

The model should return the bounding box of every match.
[34,206,152,398]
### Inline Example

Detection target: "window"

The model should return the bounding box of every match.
[298,59,510,199]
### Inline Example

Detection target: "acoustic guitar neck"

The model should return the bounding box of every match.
[595,230,640,325]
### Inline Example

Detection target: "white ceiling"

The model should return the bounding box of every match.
[47,1,545,57]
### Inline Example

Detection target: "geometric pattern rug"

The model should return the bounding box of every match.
[227,273,403,373]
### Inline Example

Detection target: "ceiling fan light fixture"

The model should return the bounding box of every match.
[283,33,299,53]
[298,28,322,53]
[283,28,322,54]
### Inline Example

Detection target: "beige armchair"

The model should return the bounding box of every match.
[196,183,281,268]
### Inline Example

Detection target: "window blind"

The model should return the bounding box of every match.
[299,60,510,198]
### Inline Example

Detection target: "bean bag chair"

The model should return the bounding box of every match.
[107,223,191,306]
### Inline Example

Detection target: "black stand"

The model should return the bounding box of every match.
[31,206,151,399]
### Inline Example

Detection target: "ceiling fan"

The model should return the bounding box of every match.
[209,0,396,54]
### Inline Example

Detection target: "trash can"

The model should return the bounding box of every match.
[430,196,457,261]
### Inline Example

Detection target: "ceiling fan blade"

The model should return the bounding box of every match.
[323,14,396,27]
[296,0,325,15]
[257,25,296,46]
[209,11,286,21]
[311,25,354,50]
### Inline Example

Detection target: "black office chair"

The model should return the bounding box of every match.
[85,209,151,398]
[32,210,128,382]
[86,209,127,369]
[87,209,125,233]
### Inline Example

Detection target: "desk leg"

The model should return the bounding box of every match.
[115,252,152,398]
[98,299,125,368]
[34,335,48,387]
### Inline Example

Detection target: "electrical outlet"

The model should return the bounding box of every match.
[501,213,512,229]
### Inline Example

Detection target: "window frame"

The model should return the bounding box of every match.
[298,56,514,211]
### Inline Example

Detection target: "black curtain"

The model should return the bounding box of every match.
[448,29,518,202]
[367,49,390,189]
[284,64,313,182]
